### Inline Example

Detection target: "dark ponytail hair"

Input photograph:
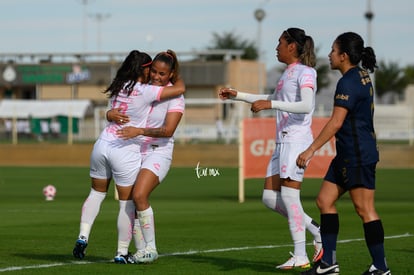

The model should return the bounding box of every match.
[104,50,152,98]
[335,32,377,73]
[283,28,316,67]
[153,49,180,84]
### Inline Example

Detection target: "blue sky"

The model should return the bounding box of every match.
[0,0,413,69]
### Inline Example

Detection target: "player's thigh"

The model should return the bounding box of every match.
[90,139,112,181]
[141,150,172,183]
[91,177,111,192]
[266,144,280,178]
[110,145,141,187]
[134,168,160,198]
[265,146,282,190]
[279,143,309,182]
[264,174,281,190]
[116,184,134,200]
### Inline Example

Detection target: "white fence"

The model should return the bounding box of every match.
[374,104,413,145]
[90,102,414,145]
[1,101,413,145]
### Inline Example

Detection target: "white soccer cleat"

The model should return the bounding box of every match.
[276,252,310,270]
[131,249,145,263]
[135,247,158,264]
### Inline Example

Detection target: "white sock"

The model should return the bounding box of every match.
[281,186,307,257]
[79,188,106,240]
[263,189,320,242]
[117,200,135,255]
[137,206,156,250]
[305,216,322,243]
[133,218,146,251]
[262,189,288,217]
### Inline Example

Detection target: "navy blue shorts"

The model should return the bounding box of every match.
[324,158,377,190]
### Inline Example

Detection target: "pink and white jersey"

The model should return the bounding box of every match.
[141,90,185,152]
[98,82,164,145]
[272,62,316,143]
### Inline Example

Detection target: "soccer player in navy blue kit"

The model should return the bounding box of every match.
[297,32,391,275]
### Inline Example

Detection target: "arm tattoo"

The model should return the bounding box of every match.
[142,127,167,137]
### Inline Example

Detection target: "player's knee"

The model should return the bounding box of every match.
[315,195,327,211]
[132,192,142,203]
[133,192,149,207]
[262,189,276,210]
[354,205,377,221]
[354,206,370,221]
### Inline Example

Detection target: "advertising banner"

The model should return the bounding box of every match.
[242,117,335,179]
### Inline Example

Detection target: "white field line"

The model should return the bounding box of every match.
[0,233,411,273]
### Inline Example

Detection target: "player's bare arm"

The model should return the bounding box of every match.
[296,106,347,168]
[117,126,167,139]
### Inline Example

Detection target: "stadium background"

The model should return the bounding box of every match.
[1,50,413,170]
[1,143,413,168]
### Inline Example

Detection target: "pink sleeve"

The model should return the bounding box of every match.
[155,87,164,101]
[167,95,185,113]
[299,69,316,90]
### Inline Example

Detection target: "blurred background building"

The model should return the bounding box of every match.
[0,50,265,143]
[0,50,413,145]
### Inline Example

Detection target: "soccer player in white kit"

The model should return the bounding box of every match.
[219,28,323,270]
[108,50,184,263]
[72,50,186,263]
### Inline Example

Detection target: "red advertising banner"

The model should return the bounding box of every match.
[242,117,335,179]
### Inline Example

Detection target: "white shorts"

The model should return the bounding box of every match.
[90,139,141,187]
[266,142,311,182]
[141,145,172,183]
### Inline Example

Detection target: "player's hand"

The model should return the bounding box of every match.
[251,100,271,113]
[116,126,142,139]
[107,108,130,124]
[296,148,314,169]
[218,87,237,100]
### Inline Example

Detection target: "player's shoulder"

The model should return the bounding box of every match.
[295,63,316,75]
[296,62,314,70]
[339,70,362,90]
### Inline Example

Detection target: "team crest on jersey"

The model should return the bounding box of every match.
[130,90,142,96]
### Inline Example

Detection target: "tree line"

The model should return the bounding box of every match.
[208,31,414,103]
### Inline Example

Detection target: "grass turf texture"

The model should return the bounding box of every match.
[0,167,413,274]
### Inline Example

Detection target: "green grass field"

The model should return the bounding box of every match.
[0,166,413,274]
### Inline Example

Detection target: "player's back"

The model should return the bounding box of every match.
[99,82,164,144]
